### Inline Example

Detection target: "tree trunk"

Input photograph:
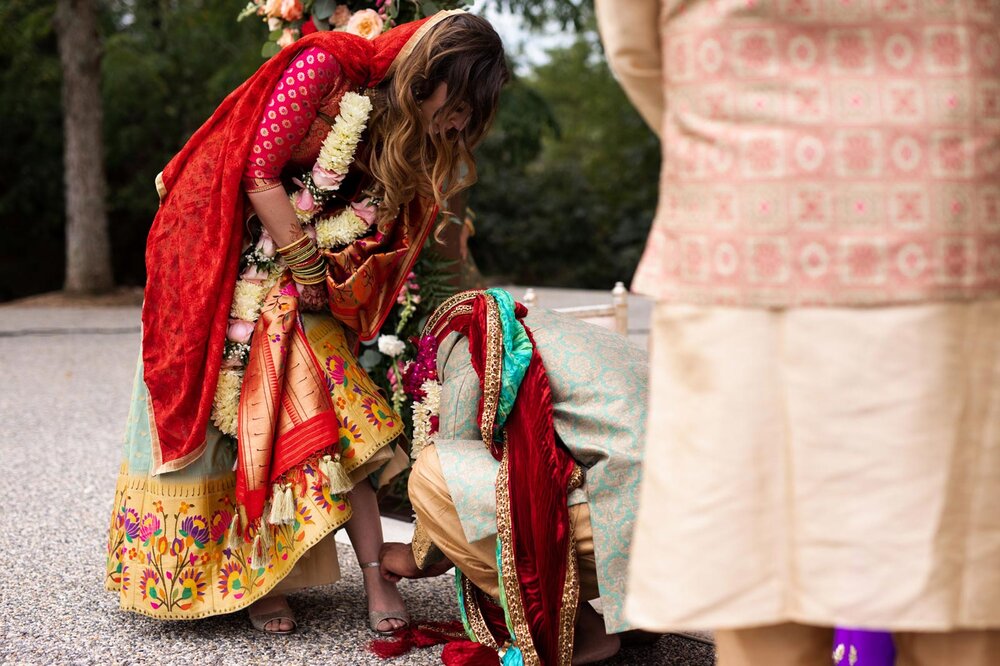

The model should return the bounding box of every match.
[56,0,113,293]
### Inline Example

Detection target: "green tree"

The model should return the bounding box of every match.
[470,36,659,287]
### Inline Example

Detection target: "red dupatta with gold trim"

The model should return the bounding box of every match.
[141,13,457,488]
[425,291,581,666]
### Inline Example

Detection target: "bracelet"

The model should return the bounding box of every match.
[290,258,327,285]
[277,235,327,285]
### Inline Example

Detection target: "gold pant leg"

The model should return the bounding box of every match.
[714,623,834,666]
[894,629,1000,666]
[408,443,599,601]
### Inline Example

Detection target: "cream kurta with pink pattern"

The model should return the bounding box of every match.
[611,0,1000,306]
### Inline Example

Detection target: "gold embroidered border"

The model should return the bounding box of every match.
[411,518,446,569]
[496,449,539,665]
[478,296,503,450]
[567,464,584,493]
[557,515,580,666]
[422,290,483,337]
[244,177,283,194]
[461,572,501,650]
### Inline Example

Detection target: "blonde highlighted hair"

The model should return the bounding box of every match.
[357,14,508,222]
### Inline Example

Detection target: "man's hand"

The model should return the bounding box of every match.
[379,542,454,582]
[379,542,424,583]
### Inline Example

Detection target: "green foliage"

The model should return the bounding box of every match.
[2,0,654,300]
[1,0,263,300]
[470,37,659,287]
[0,1,64,299]
[101,1,263,288]
[485,0,593,32]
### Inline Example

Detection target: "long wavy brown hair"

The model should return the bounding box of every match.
[357,14,508,222]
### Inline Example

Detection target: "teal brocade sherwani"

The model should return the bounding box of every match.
[434,308,648,633]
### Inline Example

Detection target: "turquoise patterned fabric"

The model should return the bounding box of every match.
[123,357,234,479]
[434,308,648,633]
[485,287,533,429]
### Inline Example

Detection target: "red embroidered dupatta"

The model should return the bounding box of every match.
[141,16,445,481]
[426,291,581,666]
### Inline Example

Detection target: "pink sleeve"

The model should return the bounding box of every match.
[243,46,341,192]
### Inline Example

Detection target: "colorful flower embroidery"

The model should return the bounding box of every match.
[218,562,246,600]
[139,568,162,607]
[124,508,140,542]
[179,515,210,548]
[139,513,161,544]
[176,570,207,610]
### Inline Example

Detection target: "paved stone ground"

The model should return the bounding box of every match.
[0,294,712,666]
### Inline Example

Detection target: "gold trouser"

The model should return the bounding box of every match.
[409,444,600,602]
[715,624,1000,666]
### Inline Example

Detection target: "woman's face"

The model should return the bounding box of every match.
[419,82,471,137]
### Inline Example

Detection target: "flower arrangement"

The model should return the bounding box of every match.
[239,0,472,57]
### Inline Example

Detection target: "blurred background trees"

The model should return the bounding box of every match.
[0,0,658,301]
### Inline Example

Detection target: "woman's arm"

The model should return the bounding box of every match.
[247,186,306,248]
[243,45,342,247]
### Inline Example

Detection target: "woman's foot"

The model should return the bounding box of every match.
[572,601,620,664]
[361,562,409,634]
[248,594,297,634]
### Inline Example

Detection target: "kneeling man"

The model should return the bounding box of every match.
[380,289,648,665]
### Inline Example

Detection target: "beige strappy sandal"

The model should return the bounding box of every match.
[360,561,410,635]
[248,595,297,635]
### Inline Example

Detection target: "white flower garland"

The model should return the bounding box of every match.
[315,207,370,249]
[318,93,372,175]
[410,379,442,460]
[209,91,374,437]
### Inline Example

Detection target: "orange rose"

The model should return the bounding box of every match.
[263,0,281,18]
[346,9,384,40]
[279,0,303,22]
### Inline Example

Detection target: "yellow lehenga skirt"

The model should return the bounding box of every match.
[105,313,406,620]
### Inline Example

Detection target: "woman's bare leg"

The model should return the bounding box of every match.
[345,481,408,632]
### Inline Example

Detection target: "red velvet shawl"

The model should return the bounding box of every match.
[141,19,433,474]
[429,292,579,665]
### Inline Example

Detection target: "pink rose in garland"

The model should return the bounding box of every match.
[226,319,255,344]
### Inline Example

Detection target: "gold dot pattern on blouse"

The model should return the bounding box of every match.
[242,46,340,187]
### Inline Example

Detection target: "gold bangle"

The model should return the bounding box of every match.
[286,251,322,270]
[276,235,312,256]
[289,256,327,284]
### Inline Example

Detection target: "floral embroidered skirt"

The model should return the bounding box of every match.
[105,313,406,620]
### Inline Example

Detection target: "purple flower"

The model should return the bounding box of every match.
[124,508,141,541]
[180,515,210,545]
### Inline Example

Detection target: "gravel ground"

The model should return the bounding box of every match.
[0,301,712,666]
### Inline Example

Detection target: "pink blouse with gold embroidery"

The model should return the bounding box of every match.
[243,46,343,193]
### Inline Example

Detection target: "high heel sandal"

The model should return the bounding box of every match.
[360,561,410,635]
[248,595,297,635]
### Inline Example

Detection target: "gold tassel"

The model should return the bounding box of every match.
[282,483,296,523]
[226,510,243,550]
[322,453,354,496]
[267,483,287,525]
[260,521,274,552]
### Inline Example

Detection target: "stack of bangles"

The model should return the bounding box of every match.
[277,235,327,285]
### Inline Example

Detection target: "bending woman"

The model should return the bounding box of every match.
[104,11,506,635]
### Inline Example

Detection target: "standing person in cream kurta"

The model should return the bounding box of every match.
[595,1,1000,664]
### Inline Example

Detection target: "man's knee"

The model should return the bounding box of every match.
[408,444,444,513]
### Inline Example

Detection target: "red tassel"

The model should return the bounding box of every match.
[368,620,468,659]
[441,641,501,666]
